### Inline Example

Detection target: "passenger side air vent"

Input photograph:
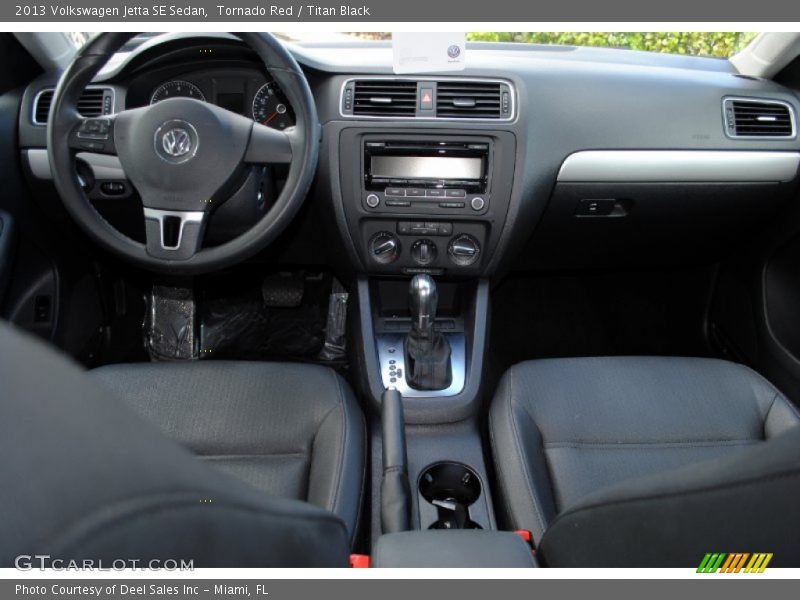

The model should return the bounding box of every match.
[723,97,796,139]
[436,81,505,119]
[352,80,417,117]
[33,87,114,125]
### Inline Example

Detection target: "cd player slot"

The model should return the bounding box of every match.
[364,139,491,194]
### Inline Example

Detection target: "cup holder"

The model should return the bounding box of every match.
[419,462,483,530]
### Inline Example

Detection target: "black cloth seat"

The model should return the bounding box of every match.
[0,322,363,566]
[90,360,365,541]
[490,356,800,567]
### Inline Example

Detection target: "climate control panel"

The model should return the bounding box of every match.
[362,220,485,276]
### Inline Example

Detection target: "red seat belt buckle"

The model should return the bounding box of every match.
[350,553,370,568]
[514,529,536,554]
[514,529,532,543]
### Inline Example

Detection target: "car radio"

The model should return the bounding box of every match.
[362,139,492,214]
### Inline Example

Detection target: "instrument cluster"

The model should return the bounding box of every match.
[135,67,295,130]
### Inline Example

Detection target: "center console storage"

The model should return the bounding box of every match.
[372,531,537,568]
[372,356,527,567]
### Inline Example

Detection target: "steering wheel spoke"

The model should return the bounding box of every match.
[69,115,117,155]
[244,123,295,165]
[143,208,206,261]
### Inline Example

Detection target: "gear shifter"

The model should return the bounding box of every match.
[405,274,452,390]
[409,273,438,339]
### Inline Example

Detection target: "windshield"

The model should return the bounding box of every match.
[285,32,758,59]
[69,32,759,60]
[465,32,758,58]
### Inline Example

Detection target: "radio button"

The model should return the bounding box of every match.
[406,188,425,197]
[445,189,466,198]
[385,187,406,197]
[366,194,380,208]
[470,197,486,211]
[425,189,445,197]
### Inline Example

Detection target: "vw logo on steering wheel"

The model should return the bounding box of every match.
[154,120,199,164]
[162,128,191,157]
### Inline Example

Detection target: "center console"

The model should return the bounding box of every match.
[334,105,521,567]
[371,341,536,569]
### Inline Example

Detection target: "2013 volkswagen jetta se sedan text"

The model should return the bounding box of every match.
[0,31,799,568]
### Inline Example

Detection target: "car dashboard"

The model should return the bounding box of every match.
[15,33,800,278]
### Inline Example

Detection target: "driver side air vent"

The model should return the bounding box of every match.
[352,80,417,117]
[33,87,114,125]
[723,97,796,139]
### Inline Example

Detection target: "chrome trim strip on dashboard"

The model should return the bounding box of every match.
[557,151,800,183]
[338,76,517,123]
[31,86,116,126]
[722,96,797,140]
[25,148,125,181]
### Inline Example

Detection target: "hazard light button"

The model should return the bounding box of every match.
[420,87,434,110]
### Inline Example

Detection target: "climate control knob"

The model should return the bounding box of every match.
[410,239,437,266]
[369,231,400,264]
[448,234,481,267]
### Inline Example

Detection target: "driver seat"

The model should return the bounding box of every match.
[0,321,364,566]
[90,361,365,540]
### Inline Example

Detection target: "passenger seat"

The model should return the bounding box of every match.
[490,356,800,566]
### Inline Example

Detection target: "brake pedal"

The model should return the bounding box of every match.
[261,272,305,308]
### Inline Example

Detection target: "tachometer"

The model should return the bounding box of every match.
[252,82,294,130]
[150,81,206,105]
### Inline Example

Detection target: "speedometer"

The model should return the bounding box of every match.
[150,81,206,105]
[252,82,294,130]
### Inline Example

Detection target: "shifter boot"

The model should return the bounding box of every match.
[405,331,452,391]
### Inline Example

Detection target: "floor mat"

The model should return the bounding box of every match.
[198,272,336,364]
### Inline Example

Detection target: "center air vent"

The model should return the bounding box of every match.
[341,78,515,120]
[352,80,417,117]
[724,97,796,139]
[33,87,114,125]
[436,81,504,119]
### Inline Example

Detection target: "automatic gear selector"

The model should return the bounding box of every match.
[404,275,452,391]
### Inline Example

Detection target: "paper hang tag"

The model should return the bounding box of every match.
[392,32,467,74]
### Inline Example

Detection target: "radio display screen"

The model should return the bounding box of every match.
[370,155,483,181]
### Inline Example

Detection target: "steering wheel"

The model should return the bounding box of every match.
[47,33,319,275]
